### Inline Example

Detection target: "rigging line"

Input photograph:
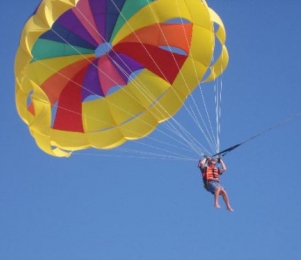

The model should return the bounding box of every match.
[110,60,199,147]
[117,3,214,152]
[217,86,222,151]
[31,2,212,156]
[146,1,199,98]
[190,33,223,150]
[27,87,197,158]
[189,87,219,152]
[102,6,213,154]
[194,86,219,151]
[150,102,211,155]
[73,1,206,152]
[79,0,220,154]
[212,110,301,157]
[178,22,222,152]
[25,63,205,158]
[109,54,209,153]
[108,0,207,147]
[198,46,221,149]
[214,41,226,154]
[214,77,223,153]
[174,0,220,150]
[112,62,210,155]
[36,33,201,153]
[187,101,216,150]
[111,0,219,152]
[214,83,218,150]
[193,83,219,152]
[25,69,204,158]
[73,151,197,161]
[109,63,210,155]
[137,137,195,155]
[162,119,209,156]
[199,87,218,151]
[22,9,197,160]
[24,74,195,157]
[142,118,215,154]
[178,24,223,151]
[167,111,213,154]
[162,115,213,156]
[76,0,219,154]
[114,146,195,161]
[195,13,230,151]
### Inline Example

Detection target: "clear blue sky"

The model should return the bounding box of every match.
[1,1,301,259]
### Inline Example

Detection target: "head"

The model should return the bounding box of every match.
[207,158,217,168]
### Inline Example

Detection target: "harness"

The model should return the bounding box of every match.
[201,166,220,192]
[202,166,220,182]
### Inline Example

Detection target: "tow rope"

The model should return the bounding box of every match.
[211,111,301,158]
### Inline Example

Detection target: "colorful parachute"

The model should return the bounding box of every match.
[15,0,228,157]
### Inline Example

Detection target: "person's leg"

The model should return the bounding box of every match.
[220,189,234,212]
[214,187,221,208]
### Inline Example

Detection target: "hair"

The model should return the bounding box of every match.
[208,158,216,164]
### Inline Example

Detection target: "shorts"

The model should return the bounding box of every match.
[205,180,224,194]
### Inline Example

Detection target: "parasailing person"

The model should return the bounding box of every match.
[198,156,234,211]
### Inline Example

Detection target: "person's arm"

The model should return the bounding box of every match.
[198,157,208,169]
[219,158,227,174]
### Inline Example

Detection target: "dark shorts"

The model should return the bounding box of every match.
[205,180,224,194]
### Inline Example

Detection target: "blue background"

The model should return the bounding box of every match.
[1,1,301,259]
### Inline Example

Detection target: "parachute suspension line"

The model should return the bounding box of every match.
[162,116,213,156]
[129,0,215,154]
[106,1,214,158]
[170,0,221,153]
[111,60,209,156]
[112,60,209,156]
[26,53,200,158]
[140,135,198,155]
[25,74,198,160]
[30,31,205,158]
[44,3,207,157]
[214,76,223,154]
[213,22,227,155]
[196,86,218,153]
[209,19,221,154]
[175,0,221,151]
[27,0,219,160]
[103,0,221,158]
[74,0,204,156]
[190,26,223,154]
[25,71,198,161]
[116,142,195,161]
[205,14,228,155]
[186,100,217,153]
[175,0,229,155]
[137,1,217,154]
[74,149,197,161]
[106,0,215,156]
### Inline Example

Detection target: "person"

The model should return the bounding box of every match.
[198,156,234,211]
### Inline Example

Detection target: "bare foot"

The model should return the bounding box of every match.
[214,204,221,209]
[226,206,234,212]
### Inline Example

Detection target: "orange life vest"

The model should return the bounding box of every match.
[202,166,220,182]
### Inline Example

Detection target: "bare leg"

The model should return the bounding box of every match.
[220,190,234,212]
[214,187,221,209]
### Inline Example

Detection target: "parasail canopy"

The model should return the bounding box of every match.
[15,0,228,157]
